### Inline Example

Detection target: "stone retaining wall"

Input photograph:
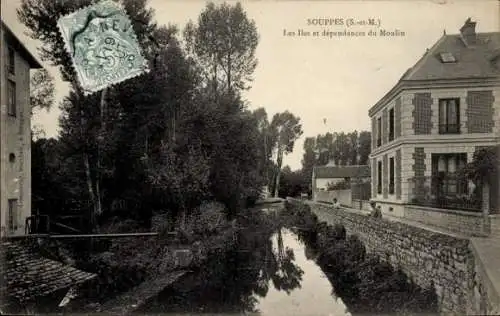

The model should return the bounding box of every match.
[314,189,352,206]
[404,205,488,237]
[289,199,497,315]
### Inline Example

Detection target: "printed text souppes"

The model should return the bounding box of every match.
[307,18,344,26]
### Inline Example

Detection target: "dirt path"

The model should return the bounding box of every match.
[99,270,189,315]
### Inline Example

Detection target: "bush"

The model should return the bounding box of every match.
[103,218,142,233]
[191,201,228,237]
[282,200,438,315]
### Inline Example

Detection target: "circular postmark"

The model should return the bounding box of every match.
[70,9,146,88]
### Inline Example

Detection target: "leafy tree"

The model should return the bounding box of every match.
[184,1,259,94]
[252,107,276,190]
[22,0,270,233]
[19,0,164,230]
[278,167,307,198]
[462,146,500,211]
[269,111,303,197]
[357,131,371,165]
[301,137,317,191]
[30,68,55,112]
[463,147,499,185]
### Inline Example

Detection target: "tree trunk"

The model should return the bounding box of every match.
[275,145,283,198]
[227,51,231,93]
[74,85,98,233]
[93,88,107,231]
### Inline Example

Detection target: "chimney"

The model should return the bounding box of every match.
[460,18,477,46]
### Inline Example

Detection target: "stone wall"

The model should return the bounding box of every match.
[314,189,351,206]
[351,199,372,211]
[404,205,488,237]
[291,199,497,315]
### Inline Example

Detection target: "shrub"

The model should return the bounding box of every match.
[191,201,227,237]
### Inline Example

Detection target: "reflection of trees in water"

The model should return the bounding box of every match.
[269,227,304,294]
[146,225,305,314]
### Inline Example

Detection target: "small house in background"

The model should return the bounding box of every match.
[1,21,43,237]
[312,165,371,205]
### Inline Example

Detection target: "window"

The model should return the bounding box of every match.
[377,117,382,147]
[439,98,460,134]
[389,157,395,194]
[431,153,467,195]
[9,153,15,163]
[8,199,18,232]
[8,47,15,74]
[377,161,382,194]
[7,80,16,117]
[389,108,395,141]
[439,52,456,63]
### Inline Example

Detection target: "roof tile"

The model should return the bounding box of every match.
[0,240,96,304]
[403,32,500,81]
[313,165,370,179]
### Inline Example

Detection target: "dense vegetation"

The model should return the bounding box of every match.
[23,0,303,231]
[281,200,439,315]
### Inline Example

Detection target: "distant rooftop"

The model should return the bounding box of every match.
[313,165,370,179]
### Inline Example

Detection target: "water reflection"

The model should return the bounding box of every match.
[141,225,350,315]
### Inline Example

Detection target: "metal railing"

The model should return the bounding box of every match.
[407,175,481,212]
[439,123,460,134]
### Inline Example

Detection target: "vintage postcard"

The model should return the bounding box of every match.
[1,0,499,315]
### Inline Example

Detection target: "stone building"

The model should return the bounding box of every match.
[312,165,371,205]
[368,18,500,218]
[1,21,42,236]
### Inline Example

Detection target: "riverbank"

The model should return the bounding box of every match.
[57,201,240,313]
[281,200,439,315]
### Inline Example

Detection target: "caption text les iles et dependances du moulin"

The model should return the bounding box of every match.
[283,17,406,39]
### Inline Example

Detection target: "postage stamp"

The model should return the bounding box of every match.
[57,0,149,94]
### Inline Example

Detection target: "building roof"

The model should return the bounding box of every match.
[369,19,500,116]
[313,165,370,179]
[0,240,96,305]
[402,32,500,81]
[1,21,42,69]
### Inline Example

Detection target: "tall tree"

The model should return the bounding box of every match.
[19,0,184,228]
[30,68,55,112]
[301,137,316,190]
[358,131,371,165]
[270,111,303,197]
[252,107,277,191]
[184,1,259,94]
[348,131,359,165]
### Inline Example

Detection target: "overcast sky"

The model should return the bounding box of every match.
[3,0,499,170]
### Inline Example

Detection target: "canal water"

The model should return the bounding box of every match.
[140,227,351,315]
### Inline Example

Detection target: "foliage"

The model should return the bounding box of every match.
[276,166,308,198]
[283,201,439,315]
[326,179,350,191]
[270,111,303,155]
[269,111,303,196]
[463,146,499,185]
[316,131,371,166]
[300,130,371,187]
[184,2,259,93]
[21,0,271,228]
[30,68,55,111]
